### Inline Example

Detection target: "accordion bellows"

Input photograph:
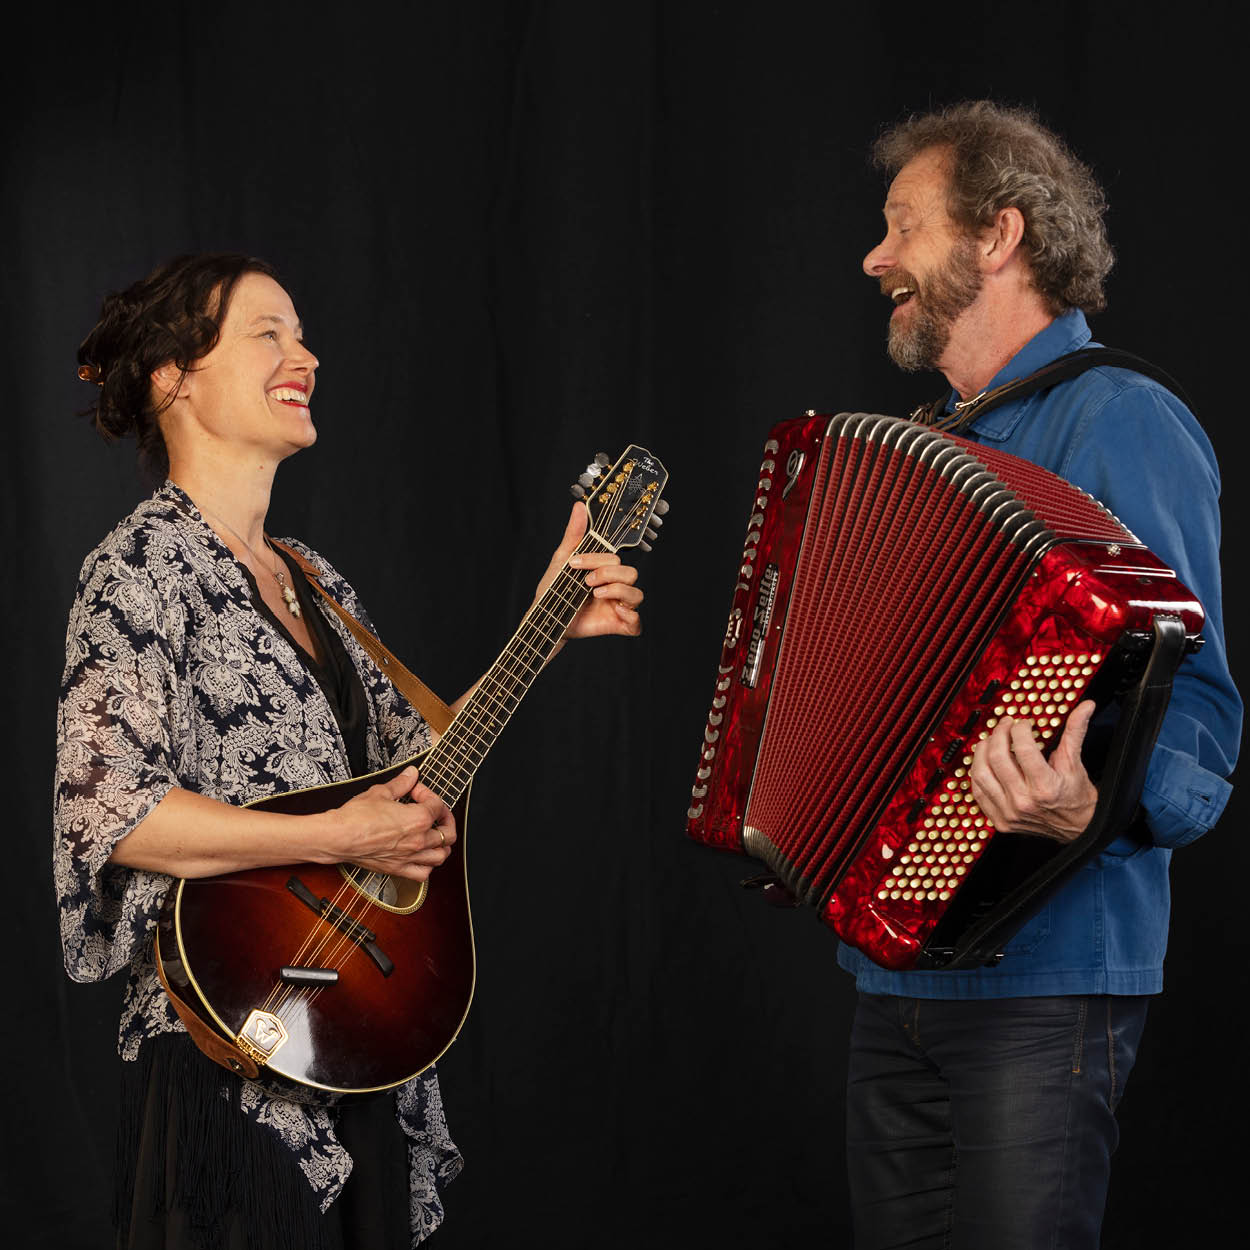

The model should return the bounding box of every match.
[687,413,1202,971]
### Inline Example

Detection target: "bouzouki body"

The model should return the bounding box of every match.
[156,445,669,1100]
[157,758,474,1101]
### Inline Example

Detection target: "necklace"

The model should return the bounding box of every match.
[197,502,302,618]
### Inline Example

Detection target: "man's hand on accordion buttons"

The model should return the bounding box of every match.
[969,701,1098,842]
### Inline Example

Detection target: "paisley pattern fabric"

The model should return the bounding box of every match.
[54,482,462,1238]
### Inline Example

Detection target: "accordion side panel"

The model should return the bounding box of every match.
[686,415,831,850]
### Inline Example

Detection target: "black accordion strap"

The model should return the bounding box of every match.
[914,347,1194,432]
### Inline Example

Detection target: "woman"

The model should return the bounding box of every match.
[54,253,644,1248]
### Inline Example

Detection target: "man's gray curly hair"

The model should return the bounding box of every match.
[872,101,1114,316]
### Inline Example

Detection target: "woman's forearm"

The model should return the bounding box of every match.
[106,770,455,883]
[107,786,333,878]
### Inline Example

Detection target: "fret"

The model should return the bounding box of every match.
[421,535,613,805]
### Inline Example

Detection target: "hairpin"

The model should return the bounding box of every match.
[78,363,103,385]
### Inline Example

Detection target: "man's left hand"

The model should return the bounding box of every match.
[969,701,1098,842]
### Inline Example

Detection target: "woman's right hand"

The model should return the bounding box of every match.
[325,766,456,881]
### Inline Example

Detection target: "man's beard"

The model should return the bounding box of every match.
[885,237,983,372]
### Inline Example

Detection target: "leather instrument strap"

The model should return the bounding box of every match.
[156,930,260,1079]
[912,347,1194,433]
[269,539,453,736]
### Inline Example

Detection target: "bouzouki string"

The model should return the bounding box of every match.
[287,535,615,1017]
[261,526,626,1024]
[281,512,641,1014]
[285,511,640,1019]
[282,484,650,1020]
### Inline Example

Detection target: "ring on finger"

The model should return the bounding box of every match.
[438,827,446,847]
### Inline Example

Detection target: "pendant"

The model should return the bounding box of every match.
[276,574,301,618]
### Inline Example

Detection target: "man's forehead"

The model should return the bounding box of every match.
[884,147,951,214]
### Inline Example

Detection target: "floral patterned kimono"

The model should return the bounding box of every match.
[54,482,461,1245]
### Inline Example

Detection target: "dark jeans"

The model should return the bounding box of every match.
[846,992,1150,1250]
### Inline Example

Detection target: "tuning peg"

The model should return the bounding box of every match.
[639,539,652,553]
[570,484,586,499]
[578,472,596,489]
[644,527,658,542]
[595,452,611,468]
[648,514,663,527]
[653,498,670,516]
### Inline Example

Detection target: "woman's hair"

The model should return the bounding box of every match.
[77,253,277,480]
[872,101,1114,316]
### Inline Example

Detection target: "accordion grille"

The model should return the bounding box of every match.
[744,415,1050,903]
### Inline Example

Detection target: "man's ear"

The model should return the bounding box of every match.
[982,206,1026,273]
[151,361,186,406]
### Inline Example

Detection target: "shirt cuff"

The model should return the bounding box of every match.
[1140,742,1233,848]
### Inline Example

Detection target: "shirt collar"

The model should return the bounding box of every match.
[942,308,1094,438]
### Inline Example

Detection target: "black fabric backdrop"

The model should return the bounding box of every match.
[4,3,1243,1247]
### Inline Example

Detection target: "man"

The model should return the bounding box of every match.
[843,101,1240,1249]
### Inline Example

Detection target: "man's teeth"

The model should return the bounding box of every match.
[269,388,308,404]
[891,287,915,305]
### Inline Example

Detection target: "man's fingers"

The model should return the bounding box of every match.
[1052,700,1096,770]
[978,718,1025,785]
[1007,718,1053,788]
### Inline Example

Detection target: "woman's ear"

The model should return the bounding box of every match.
[151,361,185,406]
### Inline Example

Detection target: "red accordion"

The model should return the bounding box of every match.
[687,413,1203,971]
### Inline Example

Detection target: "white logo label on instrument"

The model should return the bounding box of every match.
[236,1009,289,1064]
[742,563,780,689]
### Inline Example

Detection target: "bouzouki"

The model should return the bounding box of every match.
[156,446,669,1100]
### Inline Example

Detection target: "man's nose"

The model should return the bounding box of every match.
[863,237,893,278]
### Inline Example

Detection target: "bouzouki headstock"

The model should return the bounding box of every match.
[570,445,670,552]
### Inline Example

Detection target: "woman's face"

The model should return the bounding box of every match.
[160,272,320,466]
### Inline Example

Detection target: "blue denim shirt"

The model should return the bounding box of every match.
[837,310,1241,997]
